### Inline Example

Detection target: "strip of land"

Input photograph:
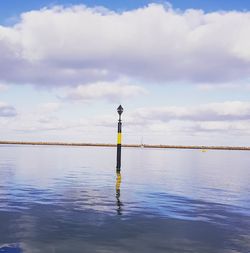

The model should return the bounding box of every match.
[0,140,249,151]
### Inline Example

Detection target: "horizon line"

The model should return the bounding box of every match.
[0,141,249,151]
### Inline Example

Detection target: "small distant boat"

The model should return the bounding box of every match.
[201,149,207,152]
[140,136,144,148]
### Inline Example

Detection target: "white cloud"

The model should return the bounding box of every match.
[192,120,250,133]
[63,81,147,102]
[1,4,250,87]
[196,81,250,91]
[0,102,17,117]
[38,102,61,113]
[0,84,8,92]
[7,114,74,132]
[130,101,250,122]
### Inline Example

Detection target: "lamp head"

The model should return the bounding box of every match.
[117,105,123,115]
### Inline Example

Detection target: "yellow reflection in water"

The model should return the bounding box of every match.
[116,172,122,215]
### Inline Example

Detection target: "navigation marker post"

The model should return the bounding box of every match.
[116,105,123,172]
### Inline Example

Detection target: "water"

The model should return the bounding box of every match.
[0,145,249,253]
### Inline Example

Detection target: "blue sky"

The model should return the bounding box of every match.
[1,0,250,23]
[0,1,250,145]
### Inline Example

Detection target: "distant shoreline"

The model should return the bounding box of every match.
[0,141,249,151]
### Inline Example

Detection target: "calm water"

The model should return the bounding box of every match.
[0,145,250,253]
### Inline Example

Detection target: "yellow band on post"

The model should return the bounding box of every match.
[117,133,122,144]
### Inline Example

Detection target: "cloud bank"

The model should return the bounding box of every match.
[122,101,250,135]
[63,82,147,102]
[1,4,250,87]
[1,100,249,145]
[131,101,250,122]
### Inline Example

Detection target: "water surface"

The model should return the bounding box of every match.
[0,145,249,252]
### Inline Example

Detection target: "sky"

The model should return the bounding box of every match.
[0,1,250,146]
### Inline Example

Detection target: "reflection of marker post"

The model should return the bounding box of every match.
[116,172,122,215]
[116,105,123,172]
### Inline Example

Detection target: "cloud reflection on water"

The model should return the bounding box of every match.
[0,146,249,252]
